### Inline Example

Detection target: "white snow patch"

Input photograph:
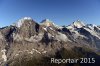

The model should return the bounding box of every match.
[84,27,100,39]
[15,54,19,56]
[43,27,47,31]
[66,25,74,30]
[52,36,54,38]
[28,51,34,54]
[56,32,69,42]
[42,51,47,54]
[1,49,7,62]
[23,17,32,20]
[16,21,24,27]
[0,32,4,40]
[32,49,41,54]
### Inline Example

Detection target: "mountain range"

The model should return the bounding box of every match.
[0,17,100,66]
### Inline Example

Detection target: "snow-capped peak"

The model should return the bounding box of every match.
[44,19,50,22]
[72,20,85,28]
[41,19,61,29]
[18,17,32,22]
[41,19,52,23]
[12,17,33,27]
[41,19,53,27]
[23,17,32,20]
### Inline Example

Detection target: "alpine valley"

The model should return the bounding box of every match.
[0,17,100,66]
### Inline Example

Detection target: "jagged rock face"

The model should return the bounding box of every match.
[12,17,40,38]
[0,26,16,42]
[0,17,100,66]
[18,20,40,38]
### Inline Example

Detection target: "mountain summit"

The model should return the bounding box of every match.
[41,19,54,27]
[12,17,33,27]
[72,20,85,28]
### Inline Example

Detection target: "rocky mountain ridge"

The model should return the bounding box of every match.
[0,17,100,66]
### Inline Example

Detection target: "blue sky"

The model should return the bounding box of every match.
[0,0,100,27]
